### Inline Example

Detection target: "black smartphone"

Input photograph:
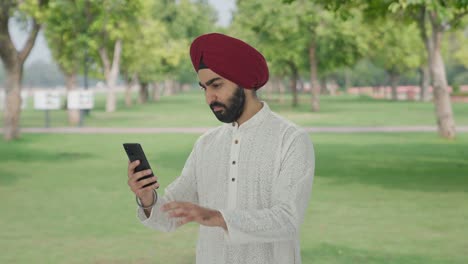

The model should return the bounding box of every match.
[123,143,157,188]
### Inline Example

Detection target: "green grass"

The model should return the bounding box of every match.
[1,133,467,263]
[3,90,468,128]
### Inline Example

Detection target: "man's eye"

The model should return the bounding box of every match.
[212,83,222,89]
[200,86,206,91]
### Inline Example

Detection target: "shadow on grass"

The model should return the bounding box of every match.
[315,140,468,193]
[302,243,460,264]
[0,146,94,186]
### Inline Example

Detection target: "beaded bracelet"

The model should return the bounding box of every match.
[136,189,158,209]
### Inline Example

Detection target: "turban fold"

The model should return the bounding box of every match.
[190,33,269,90]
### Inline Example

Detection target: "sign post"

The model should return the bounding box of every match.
[33,91,61,128]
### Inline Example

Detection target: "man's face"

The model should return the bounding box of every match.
[198,69,245,123]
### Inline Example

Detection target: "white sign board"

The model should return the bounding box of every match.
[34,91,62,110]
[0,90,28,110]
[68,90,94,110]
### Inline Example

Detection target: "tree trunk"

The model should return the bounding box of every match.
[3,65,22,140]
[124,73,136,107]
[320,77,327,95]
[298,78,304,94]
[152,82,161,102]
[278,77,285,104]
[329,79,338,96]
[64,72,80,126]
[344,68,351,92]
[309,41,320,112]
[265,80,272,100]
[164,79,175,96]
[125,83,133,107]
[428,13,456,139]
[419,65,430,101]
[0,5,41,140]
[174,81,181,94]
[271,77,279,101]
[389,71,399,101]
[139,82,149,104]
[99,39,122,113]
[288,63,298,107]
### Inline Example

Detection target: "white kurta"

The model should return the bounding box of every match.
[137,102,315,264]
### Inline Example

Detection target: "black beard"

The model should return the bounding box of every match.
[209,87,245,123]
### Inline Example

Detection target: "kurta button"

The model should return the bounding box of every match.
[232,161,236,165]
[234,140,239,144]
[232,123,235,127]
[232,178,235,182]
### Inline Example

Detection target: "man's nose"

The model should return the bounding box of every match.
[206,88,217,105]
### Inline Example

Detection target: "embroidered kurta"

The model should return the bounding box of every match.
[137,102,315,264]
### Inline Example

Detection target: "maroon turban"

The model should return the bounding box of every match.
[190,33,269,90]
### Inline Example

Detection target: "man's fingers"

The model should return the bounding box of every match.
[176,217,192,227]
[131,169,154,182]
[137,178,159,190]
[168,208,189,218]
[162,201,187,212]
[127,160,140,177]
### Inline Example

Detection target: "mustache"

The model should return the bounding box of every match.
[210,102,227,110]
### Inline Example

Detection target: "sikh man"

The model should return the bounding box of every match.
[127,33,315,264]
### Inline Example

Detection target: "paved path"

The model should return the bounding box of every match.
[3,126,468,134]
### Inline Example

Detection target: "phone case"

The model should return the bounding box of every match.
[123,143,157,188]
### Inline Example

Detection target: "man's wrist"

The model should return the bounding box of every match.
[136,190,157,209]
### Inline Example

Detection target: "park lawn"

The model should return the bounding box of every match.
[0,133,467,263]
[3,90,468,128]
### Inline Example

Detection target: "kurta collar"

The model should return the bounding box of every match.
[226,101,270,131]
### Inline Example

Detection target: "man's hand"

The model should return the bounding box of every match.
[161,201,227,231]
[127,160,159,204]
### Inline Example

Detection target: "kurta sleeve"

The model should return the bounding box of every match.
[219,130,315,244]
[136,139,200,232]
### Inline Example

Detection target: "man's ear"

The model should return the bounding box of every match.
[245,89,257,98]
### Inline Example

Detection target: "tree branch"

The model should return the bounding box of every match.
[417,6,429,46]
[18,19,41,63]
[0,1,14,63]
[110,39,122,77]
[99,46,111,79]
[448,9,468,26]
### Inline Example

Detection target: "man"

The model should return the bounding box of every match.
[127,33,315,264]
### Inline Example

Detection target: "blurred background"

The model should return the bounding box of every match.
[0,0,467,263]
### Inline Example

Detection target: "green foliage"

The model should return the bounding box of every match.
[347,59,388,87]
[367,19,423,75]
[451,25,468,68]
[121,0,217,83]
[42,0,143,80]
[232,0,367,78]
[389,0,468,26]
[44,0,88,74]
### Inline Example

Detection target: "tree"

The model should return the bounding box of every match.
[367,19,422,100]
[309,0,468,138]
[233,0,366,109]
[153,0,218,95]
[85,0,141,112]
[232,0,307,107]
[0,0,48,140]
[402,1,466,138]
[44,0,88,125]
